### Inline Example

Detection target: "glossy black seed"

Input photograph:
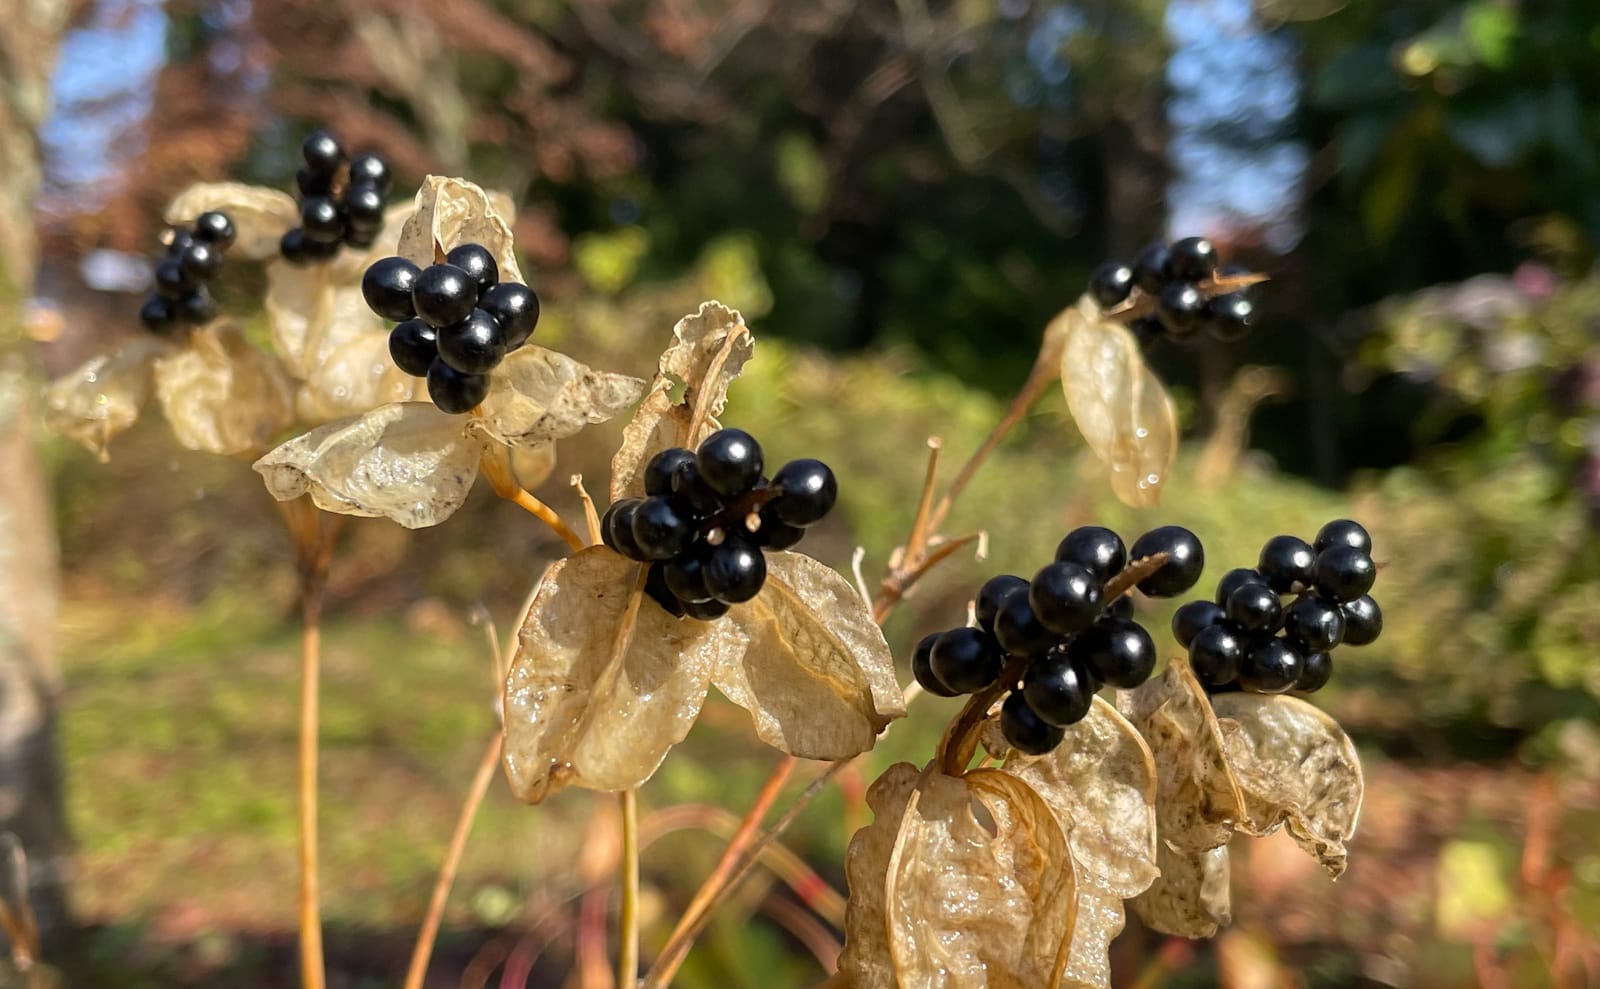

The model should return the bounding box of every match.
[1206,293,1255,342]
[164,229,194,257]
[1295,651,1333,693]
[1225,582,1282,632]
[1258,535,1316,592]
[1029,562,1103,635]
[1130,316,1164,349]
[1166,236,1218,281]
[178,287,217,324]
[347,152,391,189]
[301,234,341,260]
[1239,638,1303,693]
[670,460,724,516]
[704,536,766,603]
[191,211,235,249]
[771,459,837,526]
[755,506,805,550]
[1172,599,1225,648]
[300,196,345,243]
[179,241,222,282]
[1088,261,1134,308]
[697,428,764,497]
[1313,519,1373,555]
[1104,595,1135,620]
[426,358,490,414]
[345,227,378,250]
[445,244,499,293]
[1188,622,1243,687]
[645,448,697,497]
[630,496,694,561]
[153,258,192,299]
[1157,282,1206,337]
[912,633,962,698]
[1312,545,1376,602]
[1055,526,1127,584]
[993,590,1058,658]
[1215,568,1262,606]
[302,129,344,173]
[343,182,385,229]
[930,627,1004,694]
[279,228,311,264]
[1339,595,1383,646]
[682,597,731,620]
[1022,650,1096,727]
[1071,618,1157,688]
[976,575,1029,633]
[296,166,332,198]
[1283,595,1345,653]
[478,282,539,350]
[412,263,477,327]
[644,563,685,617]
[362,256,421,321]
[139,294,179,334]
[1129,525,1205,597]
[663,551,714,604]
[1000,692,1065,755]
[387,319,437,377]
[602,499,645,560]
[436,309,506,374]
[1132,242,1171,293]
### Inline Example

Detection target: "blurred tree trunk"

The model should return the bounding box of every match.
[0,0,74,952]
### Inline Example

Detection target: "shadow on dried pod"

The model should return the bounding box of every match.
[1116,658,1363,938]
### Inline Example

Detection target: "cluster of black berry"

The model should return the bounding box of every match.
[913,525,1206,755]
[1171,519,1382,696]
[600,429,838,620]
[361,245,540,414]
[138,211,236,335]
[1085,236,1256,345]
[280,129,393,264]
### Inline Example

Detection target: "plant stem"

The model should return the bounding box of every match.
[479,450,587,552]
[297,551,328,989]
[403,733,505,989]
[619,789,640,989]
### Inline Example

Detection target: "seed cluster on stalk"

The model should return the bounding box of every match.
[1170,519,1383,696]
[139,211,236,335]
[600,428,838,620]
[280,128,394,263]
[913,524,1206,755]
[361,243,541,414]
[1086,235,1258,346]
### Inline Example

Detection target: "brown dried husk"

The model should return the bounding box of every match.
[152,323,296,456]
[398,175,525,285]
[294,328,422,424]
[840,762,1078,989]
[1135,842,1233,938]
[253,401,483,528]
[471,345,645,449]
[609,300,754,502]
[43,337,171,461]
[163,182,300,260]
[501,547,901,803]
[1057,297,1178,508]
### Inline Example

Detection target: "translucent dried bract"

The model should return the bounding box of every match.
[1058,297,1178,508]
[254,402,484,528]
[839,762,1077,989]
[610,300,754,502]
[471,345,645,449]
[43,337,171,461]
[1136,843,1233,939]
[1211,692,1364,877]
[164,182,300,260]
[398,175,526,285]
[153,323,296,456]
[501,547,902,803]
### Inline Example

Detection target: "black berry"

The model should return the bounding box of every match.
[697,428,764,497]
[179,241,222,282]
[446,244,499,293]
[630,496,694,561]
[1156,282,1206,337]
[478,282,539,350]
[1225,582,1282,632]
[362,257,421,321]
[388,319,438,377]
[1088,261,1134,308]
[1129,525,1205,597]
[347,153,391,189]
[770,459,837,526]
[912,633,962,698]
[645,448,697,497]
[436,309,506,374]
[153,257,192,299]
[301,129,344,174]
[1313,519,1372,555]
[139,295,179,334]
[1258,535,1316,592]
[1166,236,1218,281]
[296,167,331,198]
[1312,545,1376,602]
[663,552,714,603]
[1206,293,1254,342]
[1239,638,1302,693]
[426,358,490,414]
[412,264,477,327]
[993,591,1057,658]
[1295,651,1333,693]
[1339,595,1383,646]
[644,562,685,617]
[755,506,805,550]
[703,536,766,603]
[1130,316,1164,348]
[1071,618,1156,688]
[1104,595,1135,620]
[1000,692,1065,755]
[930,627,1003,694]
[1282,595,1345,653]
[280,228,310,264]
[1022,649,1096,727]
[1215,567,1262,605]
[1029,562,1103,635]
[300,196,345,244]
[1055,526,1127,584]
[343,182,385,230]
[976,575,1029,633]
[1172,599,1224,648]
[1132,242,1171,293]
[179,288,217,324]
[602,499,645,560]
[192,211,235,249]
[1188,622,1243,687]
[670,460,724,516]
[683,598,731,620]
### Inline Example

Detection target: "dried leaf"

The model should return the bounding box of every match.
[1060,891,1125,989]
[840,763,1077,989]
[253,402,482,528]
[43,338,170,460]
[152,324,296,456]
[471,345,645,449]
[294,327,422,424]
[711,552,904,760]
[501,548,742,802]
[1210,693,1364,877]
[1133,844,1232,939]
[610,301,754,502]
[164,182,299,260]
[398,175,525,285]
[1059,298,1178,508]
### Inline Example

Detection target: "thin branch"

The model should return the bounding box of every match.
[480,450,586,553]
[618,789,640,989]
